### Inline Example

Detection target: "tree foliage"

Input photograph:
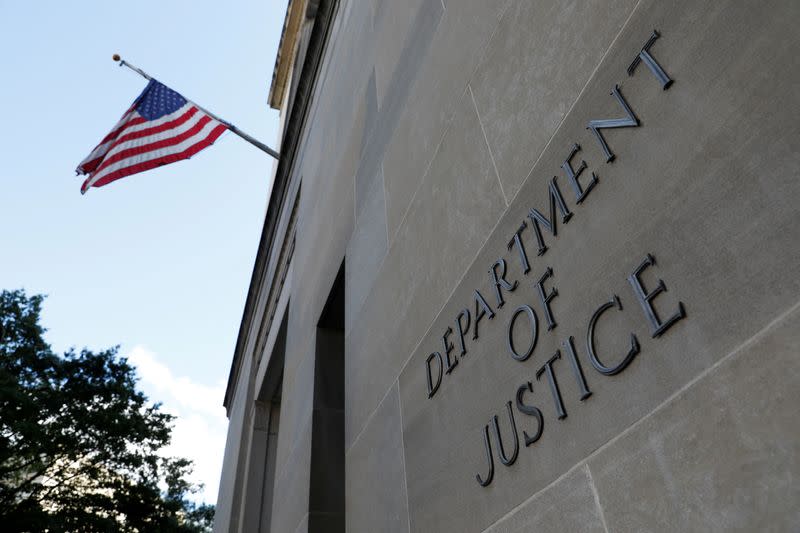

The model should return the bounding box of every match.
[0,289,214,532]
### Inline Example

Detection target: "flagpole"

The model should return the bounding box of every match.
[112,54,280,161]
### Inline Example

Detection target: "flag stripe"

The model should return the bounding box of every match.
[98,107,138,144]
[112,106,199,146]
[91,106,200,168]
[78,114,146,173]
[90,113,212,177]
[83,118,224,189]
[104,102,194,141]
[82,123,227,192]
[78,102,196,173]
[90,108,206,172]
[77,102,194,173]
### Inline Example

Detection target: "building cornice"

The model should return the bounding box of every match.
[268,0,306,110]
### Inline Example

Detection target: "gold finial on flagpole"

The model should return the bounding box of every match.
[112,54,121,62]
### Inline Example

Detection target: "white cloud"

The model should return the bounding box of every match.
[127,345,227,504]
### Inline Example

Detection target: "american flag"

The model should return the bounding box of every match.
[76,79,228,194]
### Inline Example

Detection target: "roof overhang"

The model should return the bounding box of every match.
[268,0,306,110]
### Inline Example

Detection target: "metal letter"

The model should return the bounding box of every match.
[426,352,443,399]
[516,382,544,446]
[473,289,495,340]
[491,401,520,466]
[587,85,640,162]
[561,143,598,204]
[442,326,458,374]
[476,424,494,487]
[627,253,686,337]
[586,295,641,375]
[527,177,573,256]
[455,308,471,356]
[490,258,518,308]
[536,351,567,419]
[627,30,673,90]
[507,221,531,274]
[535,266,558,331]
[562,336,592,401]
[507,305,539,362]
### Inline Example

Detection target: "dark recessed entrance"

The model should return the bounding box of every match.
[309,262,345,532]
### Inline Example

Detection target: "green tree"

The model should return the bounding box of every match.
[0,289,214,532]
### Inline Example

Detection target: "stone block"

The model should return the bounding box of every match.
[346,384,410,533]
[346,86,507,451]
[470,0,638,202]
[275,349,315,482]
[346,166,388,335]
[397,0,800,530]
[294,513,308,533]
[371,0,427,107]
[382,0,511,239]
[270,412,312,533]
[214,354,253,531]
[355,0,444,238]
[354,70,379,216]
[485,465,606,533]
[588,303,800,532]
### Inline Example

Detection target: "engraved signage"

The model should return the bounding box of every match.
[421,31,688,488]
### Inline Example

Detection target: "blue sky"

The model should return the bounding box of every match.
[0,0,288,503]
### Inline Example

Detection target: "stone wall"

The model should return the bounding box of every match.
[225,0,800,531]
[335,0,800,531]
